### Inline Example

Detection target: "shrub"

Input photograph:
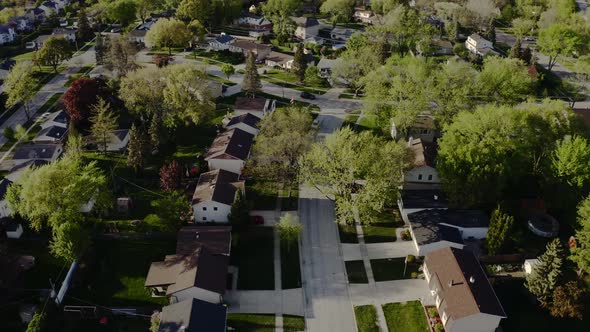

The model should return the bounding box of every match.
[453,44,469,58]
[401,229,412,241]
[428,308,439,317]
[434,322,444,332]
[406,254,416,263]
[3,126,14,140]
[411,272,418,279]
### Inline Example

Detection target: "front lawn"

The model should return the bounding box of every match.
[226,314,275,332]
[382,301,429,332]
[283,315,305,332]
[281,238,302,289]
[362,210,404,243]
[280,180,299,211]
[370,258,421,281]
[345,260,368,284]
[354,305,379,332]
[247,179,279,210]
[338,223,358,243]
[232,227,275,290]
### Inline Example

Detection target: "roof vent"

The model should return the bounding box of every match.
[434,195,438,201]
[237,144,243,148]
[41,149,46,153]
[469,276,475,284]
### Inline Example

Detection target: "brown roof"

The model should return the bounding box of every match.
[176,226,232,256]
[409,138,436,167]
[425,247,506,320]
[144,247,228,295]
[234,97,267,112]
[232,40,271,52]
[192,169,244,206]
[204,128,254,161]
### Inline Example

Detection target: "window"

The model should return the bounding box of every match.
[202,217,207,221]
[418,174,423,180]
[202,207,207,211]
[214,207,218,211]
[428,174,433,181]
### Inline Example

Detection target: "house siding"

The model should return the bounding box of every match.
[404,165,440,185]
[444,312,502,332]
[0,200,11,218]
[193,201,232,223]
[207,159,245,175]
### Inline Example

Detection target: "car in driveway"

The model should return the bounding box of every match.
[300,91,316,100]
[250,215,264,225]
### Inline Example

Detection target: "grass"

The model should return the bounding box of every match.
[362,210,404,243]
[283,315,305,331]
[370,258,421,281]
[280,180,299,211]
[207,73,237,86]
[354,305,380,332]
[338,223,358,243]
[345,260,368,283]
[247,179,279,210]
[7,238,67,289]
[281,238,302,289]
[356,114,385,136]
[232,227,275,290]
[226,314,276,332]
[69,238,175,306]
[382,301,429,332]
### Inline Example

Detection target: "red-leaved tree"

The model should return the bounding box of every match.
[63,78,100,124]
[160,160,183,192]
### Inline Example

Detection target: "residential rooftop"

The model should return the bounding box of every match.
[192,169,244,206]
[204,128,254,161]
[159,298,227,332]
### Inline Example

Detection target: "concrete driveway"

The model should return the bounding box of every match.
[350,279,434,306]
[225,289,304,316]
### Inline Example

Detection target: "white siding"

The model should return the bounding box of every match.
[453,226,488,239]
[404,166,440,184]
[207,159,245,175]
[0,200,12,218]
[445,312,502,332]
[171,286,223,304]
[193,201,232,223]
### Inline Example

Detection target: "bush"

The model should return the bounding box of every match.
[401,229,412,241]
[428,308,438,317]
[144,214,164,230]
[453,44,469,58]
[406,254,416,263]
[3,126,14,140]
[14,124,27,140]
[434,322,444,332]
[411,272,418,279]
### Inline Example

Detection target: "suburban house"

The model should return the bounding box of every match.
[390,112,436,143]
[228,40,272,60]
[26,8,47,23]
[0,178,13,218]
[52,27,77,42]
[32,126,67,144]
[12,144,63,166]
[353,9,375,23]
[145,246,229,304]
[317,57,343,79]
[233,97,276,118]
[103,129,130,152]
[192,169,245,223]
[204,128,254,175]
[176,226,232,256]
[404,138,440,189]
[5,160,49,182]
[0,218,23,239]
[41,110,68,129]
[265,51,315,70]
[330,27,355,42]
[209,33,235,51]
[304,36,324,45]
[292,16,319,40]
[465,33,494,56]
[397,189,448,223]
[407,209,489,256]
[424,247,506,332]
[225,113,261,136]
[235,13,272,30]
[129,20,157,46]
[8,16,31,32]
[157,298,227,332]
[39,1,60,16]
[0,25,16,45]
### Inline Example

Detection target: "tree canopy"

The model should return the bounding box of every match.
[571,195,590,275]
[36,37,73,73]
[4,62,37,120]
[145,18,192,54]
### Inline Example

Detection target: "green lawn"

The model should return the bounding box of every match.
[69,238,175,306]
[227,314,275,332]
[283,315,305,332]
[362,210,404,243]
[37,93,63,114]
[248,179,279,210]
[232,227,275,290]
[338,223,358,243]
[281,238,302,289]
[345,260,369,283]
[356,114,384,136]
[355,305,380,332]
[382,301,429,332]
[370,258,421,281]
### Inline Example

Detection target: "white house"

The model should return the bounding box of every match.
[145,246,229,304]
[225,113,261,136]
[0,25,16,45]
[390,112,436,143]
[235,13,272,30]
[9,17,31,32]
[209,33,235,51]
[404,137,440,189]
[158,299,227,332]
[12,144,63,166]
[192,169,244,223]
[465,33,494,56]
[0,179,13,218]
[52,27,77,42]
[424,247,506,332]
[234,97,276,118]
[397,189,448,223]
[204,128,254,175]
[353,9,375,23]
[292,17,319,40]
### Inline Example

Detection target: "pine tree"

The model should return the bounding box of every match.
[571,195,590,276]
[90,97,118,153]
[228,190,249,228]
[509,39,522,60]
[149,113,161,150]
[485,206,515,254]
[292,44,307,82]
[127,124,145,173]
[241,51,261,97]
[76,7,93,42]
[95,33,108,65]
[525,238,565,305]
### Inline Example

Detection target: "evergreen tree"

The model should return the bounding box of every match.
[525,238,565,305]
[521,47,533,65]
[571,195,590,276]
[228,190,249,228]
[149,113,161,150]
[509,38,522,60]
[292,44,307,82]
[89,97,118,153]
[127,124,145,172]
[76,7,93,42]
[94,33,108,65]
[241,51,262,97]
[485,206,514,254]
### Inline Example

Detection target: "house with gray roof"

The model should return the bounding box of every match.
[33,125,67,144]
[12,144,63,166]
[158,298,227,332]
[397,189,448,223]
[209,33,235,51]
[192,169,244,223]
[204,128,254,175]
[292,16,319,39]
[225,113,261,136]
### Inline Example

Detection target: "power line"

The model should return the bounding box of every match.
[65,296,153,318]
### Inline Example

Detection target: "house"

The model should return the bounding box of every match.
[12,144,63,166]
[158,298,227,332]
[0,25,16,45]
[144,246,228,304]
[129,20,157,46]
[292,17,319,40]
[8,17,31,32]
[397,189,448,223]
[304,36,324,45]
[204,128,254,175]
[330,27,355,42]
[228,40,271,60]
[390,112,436,143]
[209,33,235,51]
[407,209,489,256]
[52,27,76,42]
[317,57,342,79]
[265,51,315,70]
[235,13,272,30]
[353,9,375,23]
[417,39,453,56]
[225,113,261,136]
[249,29,271,38]
[103,130,130,152]
[465,33,494,56]
[40,110,68,129]
[176,226,232,256]
[424,247,506,332]
[38,2,59,16]
[5,160,49,182]
[404,138,440,189]
[0,218,23,239]
[0,179,13,218]
[26,8,47,23]
[32,125,67,144]
[192,169,245,223]
[233,97,276,118]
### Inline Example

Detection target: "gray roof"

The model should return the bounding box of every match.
[112,129,129,142]
[192,169,243,206]
[159,298,227,332]
[292,16,319,27]
[227,113,260,129]
[214,34,234,44]
[9,159,49,173]
[36,125,67,140]
[13,144,62,160]
[400,189,448,209]
[205,128,254,161]
[0,178,12,201]
[408,210,464,246]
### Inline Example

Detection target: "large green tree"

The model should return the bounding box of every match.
[136,0,160,23]
[525,238,565,306]
[241,52,262,96]
[551,135,590,189]
[37,37,73,73]
[477,56,536,105]
[263,0,301,44]
[76,7,94,41]
[90,97,119,153]
[320,0,355,24]
[107,0,137,26]
[292,44,308,82]
[120,66,167,119]
[177,0,211,24]
[571,195,590,276]
[127,123,147,172]
[50,222,91,261]
[4,62,37,120]
[145,18,192,55]
[104,35,138,76]
[485,206,515,255]
[537,23,587,71]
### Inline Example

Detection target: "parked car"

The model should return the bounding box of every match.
[110,28,122,33]
[300,91,316,100]
[250,216,264,225]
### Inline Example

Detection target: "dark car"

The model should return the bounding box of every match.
[250,216,264,225]
[300,91,316,100]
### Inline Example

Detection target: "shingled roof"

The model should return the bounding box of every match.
[407,210,489,246]
[192,169,244,206]
[227,113,261,130]
[409,138,436,167]
[204,128,254,161]
[159,298,227,332]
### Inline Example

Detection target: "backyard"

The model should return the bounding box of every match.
[362,210,404,243]
[382,301,429,332]
[370,258,421,281]
[232,227,275,290]
[354,305,379,332]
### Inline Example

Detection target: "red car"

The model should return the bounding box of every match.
[250,216,264,225]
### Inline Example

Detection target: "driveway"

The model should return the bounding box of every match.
[350,279,434,306]
[224,289,304,316]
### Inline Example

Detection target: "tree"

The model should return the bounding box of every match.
[90,97,119,153]
[120,66,167,119]
[221,63,235,80]
[477,56,536,105]
[50,222,91,261]
[211,0,243,26]
[521,47,533,65]
[320,0,355,24]
[263,0,301,44]
[377,6,426,57]
[145,18,192,55]
[548,281,585,319]
[153,54,173,67]
[26,312,45,332]
[160,160,182,192]
[228,190,249,227]
[76,7,93,41]
[525,238,565,305]
[4,62,37,120]
[304,66,324,87]
[36,37,73,73]
[551,135,590,189]
[292,44,307,82]
[509,38,522,59]
[107,0,137,26]
[105,35,138,76]
[177,0,210,23]
[94,32,108,65]
[149,113,162,148]
[485,206,515,254]
[63,77,101,124]
[150,311,161,332]
[276,212,303,252]
[241,52,262,96]
[571,195,590,276]
[14,124,27,141]
[537,23,585,71]
[511,17,535,40]
[299,127,411,223]
[136,0,159,23]
[149,191,191,231]
[127,124,146,172]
